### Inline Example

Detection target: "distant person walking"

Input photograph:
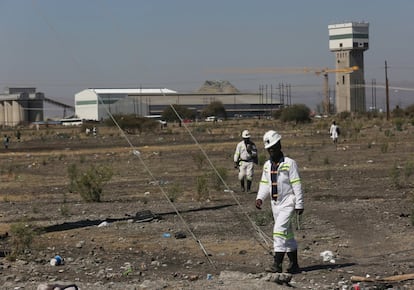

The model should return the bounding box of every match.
[329,121,340,144]
[233,129,258,193]
[255,130,304,274]
[3,135,10,149]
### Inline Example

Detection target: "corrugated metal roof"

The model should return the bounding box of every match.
[90,88,177,94]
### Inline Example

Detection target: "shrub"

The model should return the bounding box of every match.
[253,209,273,226]
[104,114,159,134]
[381,142,389,153]
[201,101,227,120]
[192,152,206,170]
[394,118,404,131]
[389,164,401,189]
[211,167,228,190]
[392,106,405,118]
[68,164,113,202]
[405,104,414,118]
[337,111,351,120]
[162,105,196,122]
[8,222,35,259]
[279,104,311,123]
[167,183,183,202]
[196,174,209,201]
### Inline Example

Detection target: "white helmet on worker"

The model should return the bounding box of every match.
[263,130,282,149]
[242,129,251,138]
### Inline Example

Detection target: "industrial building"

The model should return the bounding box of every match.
[329,22,369,113]
[0,87,44,127]
[75,81,281,121]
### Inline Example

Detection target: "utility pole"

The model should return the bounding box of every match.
[385,60,390,120]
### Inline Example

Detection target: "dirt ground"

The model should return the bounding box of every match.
[0,118,413,290]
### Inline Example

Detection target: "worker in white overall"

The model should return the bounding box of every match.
[233,129,258,192]
[329,121,339,144]
[255,130,304,274]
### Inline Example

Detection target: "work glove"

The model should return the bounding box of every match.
[234,162,239,169]
[255,199,262,209]
[295,208,304,215]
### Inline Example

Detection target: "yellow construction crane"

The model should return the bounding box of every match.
[209,65,359,114]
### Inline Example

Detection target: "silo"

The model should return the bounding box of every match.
[12,100,25,126]
[0,102,4,125]
[5,100,13,126]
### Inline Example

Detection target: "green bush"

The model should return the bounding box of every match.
[278,104,311,123]
[104,114,159,134]
[253,209,273,226]
[167,183,183,202]
[196,174,209,201]
[201,101,227,119]
[68,164,113,202]
[162,105,196,122]
[394,118,404,131]
[8,222,35,259]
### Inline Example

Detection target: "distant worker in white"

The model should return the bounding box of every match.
[233,129,258,192]
[255,130,304,274]
[329,121,340,144]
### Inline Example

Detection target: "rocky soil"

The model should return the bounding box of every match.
[0,119,413,290]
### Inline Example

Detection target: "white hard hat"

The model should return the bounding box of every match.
[263,130,282,149]
[242,129,251,138]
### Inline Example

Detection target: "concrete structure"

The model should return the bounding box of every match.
[75,83,281,121]
[329,22,369,113]
[0,88,44,127]
[75,88,169,121]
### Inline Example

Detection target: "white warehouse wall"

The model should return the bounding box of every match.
[75,89,153,121]
[75,90,99,120]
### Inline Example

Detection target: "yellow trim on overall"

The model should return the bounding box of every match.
[290,178,301,185]
[273,232,295,240]
[279,164,290,171]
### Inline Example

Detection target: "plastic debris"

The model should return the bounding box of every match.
[320,250,335,263]
[97,221,108,227]
[50,255,64,266]
[163,233,171,238]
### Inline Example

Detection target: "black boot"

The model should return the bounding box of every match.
[266,252,284,273]
[240,179,245,192]
[246,180,252,193]
[286,250,300,274]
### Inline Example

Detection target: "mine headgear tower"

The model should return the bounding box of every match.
[328,22,369,113]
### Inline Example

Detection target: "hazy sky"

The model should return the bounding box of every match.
[1,0,414,116]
